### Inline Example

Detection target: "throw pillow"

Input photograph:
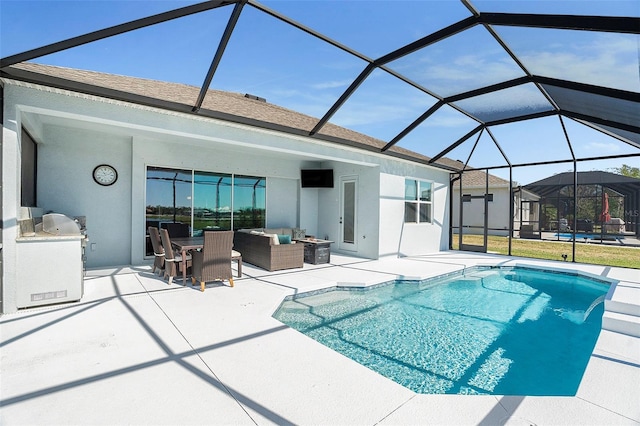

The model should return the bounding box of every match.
[292,228,306,240]
[277,234,292,244]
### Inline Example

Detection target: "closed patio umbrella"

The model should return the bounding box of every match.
[600,192,611,223]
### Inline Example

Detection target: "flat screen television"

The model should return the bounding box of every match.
[301,169,334,188]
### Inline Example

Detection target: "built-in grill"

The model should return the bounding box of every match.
[17,209,87,308]
[40,213,82,236]
[37,213,88,252]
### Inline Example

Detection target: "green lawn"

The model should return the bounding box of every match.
[453,235,640,269]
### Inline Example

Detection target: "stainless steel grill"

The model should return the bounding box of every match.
[41,213,82,236]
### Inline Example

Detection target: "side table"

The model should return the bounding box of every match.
[296,238,333,264]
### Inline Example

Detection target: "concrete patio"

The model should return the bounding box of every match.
[1,251,639,425]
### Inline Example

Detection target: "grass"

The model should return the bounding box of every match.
[453,235,640,269]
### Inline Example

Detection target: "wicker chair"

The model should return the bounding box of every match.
[148,226,165,275]
[159,228,191,285]
[191,230,234,292]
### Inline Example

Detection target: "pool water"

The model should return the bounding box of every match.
[273,267,610,395]
[554,233,622,241]
[555,232,595,239]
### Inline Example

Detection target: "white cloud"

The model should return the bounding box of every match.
[520,33,639,91]
[311,79,352,90]
[584,141,622,153]
[332,103,412,127]
[457,84,550,114]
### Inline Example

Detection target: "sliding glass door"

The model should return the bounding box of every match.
[145,166,266,256]
[193,172,232,233]
[233,175,266,229]
[145,167,192,255]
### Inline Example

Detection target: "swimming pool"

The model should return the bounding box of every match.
[273,266,611,395]
[554,232,622,241]
[555,232,595,239]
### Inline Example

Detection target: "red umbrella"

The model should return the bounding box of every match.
[600,192,611,223]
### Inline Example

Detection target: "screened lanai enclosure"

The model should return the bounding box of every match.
[525,171,640,237]
[1,0,639,266]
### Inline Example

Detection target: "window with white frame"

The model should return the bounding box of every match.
[404,178,433,223]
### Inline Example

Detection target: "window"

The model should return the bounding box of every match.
[145,166,266,256]
[232,175,266,230]
[404,178,432,223]
[21,128,37,207]
[193,171,232,233]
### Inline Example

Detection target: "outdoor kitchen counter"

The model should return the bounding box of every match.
[17,232,85,241]
[16,233,86,308]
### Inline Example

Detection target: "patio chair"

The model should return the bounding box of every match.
[148,226,165,275]
[191,230,234,292]
[159,228,191,285]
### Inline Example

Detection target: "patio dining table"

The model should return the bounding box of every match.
[171,236,242,285]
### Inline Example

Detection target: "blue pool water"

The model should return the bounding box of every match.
[554,233,622,240]
[555,232,595,239]
[273,267,610,395]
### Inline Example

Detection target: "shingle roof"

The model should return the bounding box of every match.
[458,168,511,187]
[4,62,464,171]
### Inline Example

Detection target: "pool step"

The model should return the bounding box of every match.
[605,282,640,317]
[602,311,640,338]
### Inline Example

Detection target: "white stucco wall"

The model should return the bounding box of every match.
[266,177,300,229]
[379,170,450,257]
[2,81,452,313]
[38,125,133,267]
[2,89,21,313]
[316,161,381,259]
[451,186,512,236]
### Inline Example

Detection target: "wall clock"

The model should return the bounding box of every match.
[93,164,118,186]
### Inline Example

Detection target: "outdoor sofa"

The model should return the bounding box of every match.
[233,228,306,271]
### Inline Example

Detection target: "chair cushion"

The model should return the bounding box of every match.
[174,253,192,261]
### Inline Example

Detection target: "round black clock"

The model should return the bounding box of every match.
[93,164,118,186]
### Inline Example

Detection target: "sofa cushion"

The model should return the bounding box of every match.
[264,233,279,245]
[264,228,285,236]
[239,228,260,234]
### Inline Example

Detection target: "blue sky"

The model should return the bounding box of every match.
[1,0,638,185]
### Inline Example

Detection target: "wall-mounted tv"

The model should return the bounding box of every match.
[301,169,334,188]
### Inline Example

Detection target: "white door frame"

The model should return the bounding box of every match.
[339,175,358,251]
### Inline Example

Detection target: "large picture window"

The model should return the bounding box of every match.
[193,171,233,233]
[145,166,265,255]
[405,178,433,223]
[233,175,266,229]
